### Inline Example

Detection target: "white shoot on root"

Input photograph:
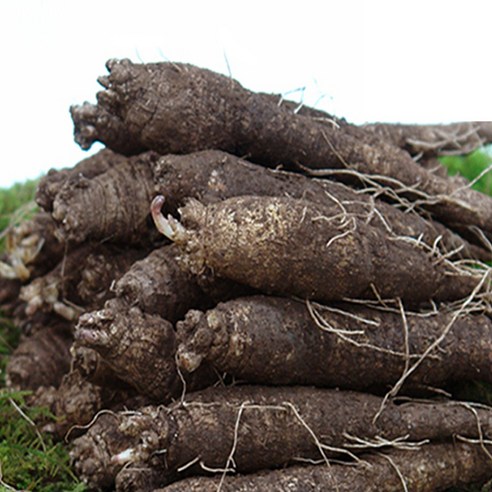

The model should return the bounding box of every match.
[150,195,187,242]
[53,301,81,321]
[0,261,20,280]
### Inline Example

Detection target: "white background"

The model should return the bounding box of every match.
[0,0,491,187]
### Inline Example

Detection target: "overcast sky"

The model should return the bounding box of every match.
[0,0,491,187]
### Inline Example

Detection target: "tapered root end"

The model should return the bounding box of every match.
[151,195,186,242]
[71,92,144,155]
[96,89,121,111]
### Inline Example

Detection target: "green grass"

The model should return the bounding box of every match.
[440,146,492,195]
[0,318,84,491]
[0,390,86,492]
[0,180,39,254]
[0,179,39,231]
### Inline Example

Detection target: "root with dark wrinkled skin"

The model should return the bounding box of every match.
[52,151,159,244]
[362,121,492,156]
[36,148,129,212]
[6,321,72,390]
[71,385,492,490]
[156,441,492,492]
[176,295,492,390]
[152,150,491,261]
[72,59,492,232]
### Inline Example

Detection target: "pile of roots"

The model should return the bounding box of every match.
[3,58,492,491]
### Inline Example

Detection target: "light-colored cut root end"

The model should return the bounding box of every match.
[111,447,135,465]
[0,257,31,281]
[176,346,203,373]
[53,301,81,321]
[0,261,19,280]
[75,324,112,350]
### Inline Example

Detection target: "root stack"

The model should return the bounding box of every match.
[2,58,492,491]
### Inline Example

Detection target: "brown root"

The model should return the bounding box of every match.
[70,344,130,389]
[152,150,490,261]
[72,59,492,232]
[29,369,142,441]
[70,385,492,489]
[113,244,208,322]
[52,151,159,244]
[35,148,129,212]
[176,295,492,390]
[155,195,484,305]
[19,244,144,320]
[157,441,492,492]
[362,121,492,156]
[6,321,72,390]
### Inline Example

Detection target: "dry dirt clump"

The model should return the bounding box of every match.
[2,58,492,491]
